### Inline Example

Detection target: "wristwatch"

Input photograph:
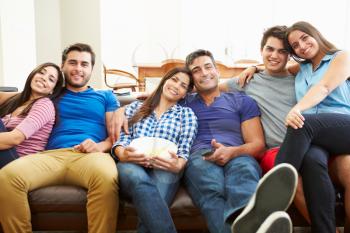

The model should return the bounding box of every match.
[110,146,120,163]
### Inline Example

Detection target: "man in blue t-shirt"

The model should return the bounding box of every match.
[183,49,297,233]
[0,43,119,233]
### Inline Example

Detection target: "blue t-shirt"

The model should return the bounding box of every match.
[182,92,260,154]
[46,88,119,149]
[296,52,350,114]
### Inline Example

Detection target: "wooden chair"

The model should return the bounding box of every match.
[234,59,260,64]
[160,59,186,73]
[103,65,141,92]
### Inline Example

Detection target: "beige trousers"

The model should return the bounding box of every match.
[0,148,119,233]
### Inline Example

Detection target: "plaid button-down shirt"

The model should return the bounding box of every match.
[114,101,197,159]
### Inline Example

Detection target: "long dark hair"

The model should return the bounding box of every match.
[284,21,339,63]
[129,67,193,125]
[0,62,64,118]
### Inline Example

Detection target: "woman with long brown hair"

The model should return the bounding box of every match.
[0,62,64,168]
[112,67,197,233]
[274,21,350,233]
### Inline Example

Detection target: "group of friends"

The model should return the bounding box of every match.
[0,20,349,233]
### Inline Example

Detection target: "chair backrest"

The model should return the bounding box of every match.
[233,59,260,65]
[160,59,186,73]
[103,65,139,92]
[0,86,18,92]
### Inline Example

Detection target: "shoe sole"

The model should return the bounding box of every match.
[257,211,292,233]
[231,164,297,233]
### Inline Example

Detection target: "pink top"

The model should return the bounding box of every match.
[1,97,55,156]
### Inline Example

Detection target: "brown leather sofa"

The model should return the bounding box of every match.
[0,184,344,232]
[0,95,345,232]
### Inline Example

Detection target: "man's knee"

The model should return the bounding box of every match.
[0,159,31,191]
[152,169,182,184]
[86,156,118,191]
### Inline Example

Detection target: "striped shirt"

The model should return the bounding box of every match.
[113,100,198,160]
[1,97,55,156]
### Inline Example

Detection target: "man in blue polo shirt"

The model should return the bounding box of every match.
[183,49,297,233]
[0,43,119,233]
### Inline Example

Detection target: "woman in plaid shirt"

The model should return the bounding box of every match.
[112,67,198,233]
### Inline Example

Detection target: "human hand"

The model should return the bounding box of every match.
[204,139,233,166]
[237,66,256,88]
[285,107,305,129]
[122,146,151,167]
[107,107,129,143]
[150,151,185,173]
[74,138,101,153]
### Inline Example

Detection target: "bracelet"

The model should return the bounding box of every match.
[252,65,259,73]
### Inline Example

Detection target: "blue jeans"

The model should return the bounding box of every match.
[117,162,182,233]
[276,113,350,170]
[0,120,19,169]
[184,149,261,233]
[275,113,350,233]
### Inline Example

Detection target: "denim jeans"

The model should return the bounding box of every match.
[276,113,350,169]
[184,149,261,233]
[300,146,335,233]
[0,120,19,169]
[117,162,182,233]
[275,113,350,233]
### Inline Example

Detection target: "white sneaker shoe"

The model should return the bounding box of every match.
[231,163,298,233]
[256,211,292,233]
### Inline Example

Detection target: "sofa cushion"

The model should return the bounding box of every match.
[29,185,87,212]
[29,185,200,215]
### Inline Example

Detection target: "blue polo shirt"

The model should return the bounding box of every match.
[182,92,260,154]
[46,88,119,149]
[296,52,350,114]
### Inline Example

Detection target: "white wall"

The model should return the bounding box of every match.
[34,0,61,65]
[101,0,350,75]
[1,0,350,89]
[61,0,103,88]
[0,0,36,90]
[101,0,180,74]
[0,0,104,89]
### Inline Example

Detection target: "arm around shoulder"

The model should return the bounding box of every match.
[287,62,300,76]
[220,77,241,92]
[0,92,18,105]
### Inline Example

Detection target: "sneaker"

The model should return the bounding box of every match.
[256,211,292,233]
[231,163,298,233]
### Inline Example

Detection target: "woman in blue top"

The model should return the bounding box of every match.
[112,67,198,233]
[274,21,350,233]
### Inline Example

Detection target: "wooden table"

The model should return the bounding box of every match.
[136,59,258,92]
